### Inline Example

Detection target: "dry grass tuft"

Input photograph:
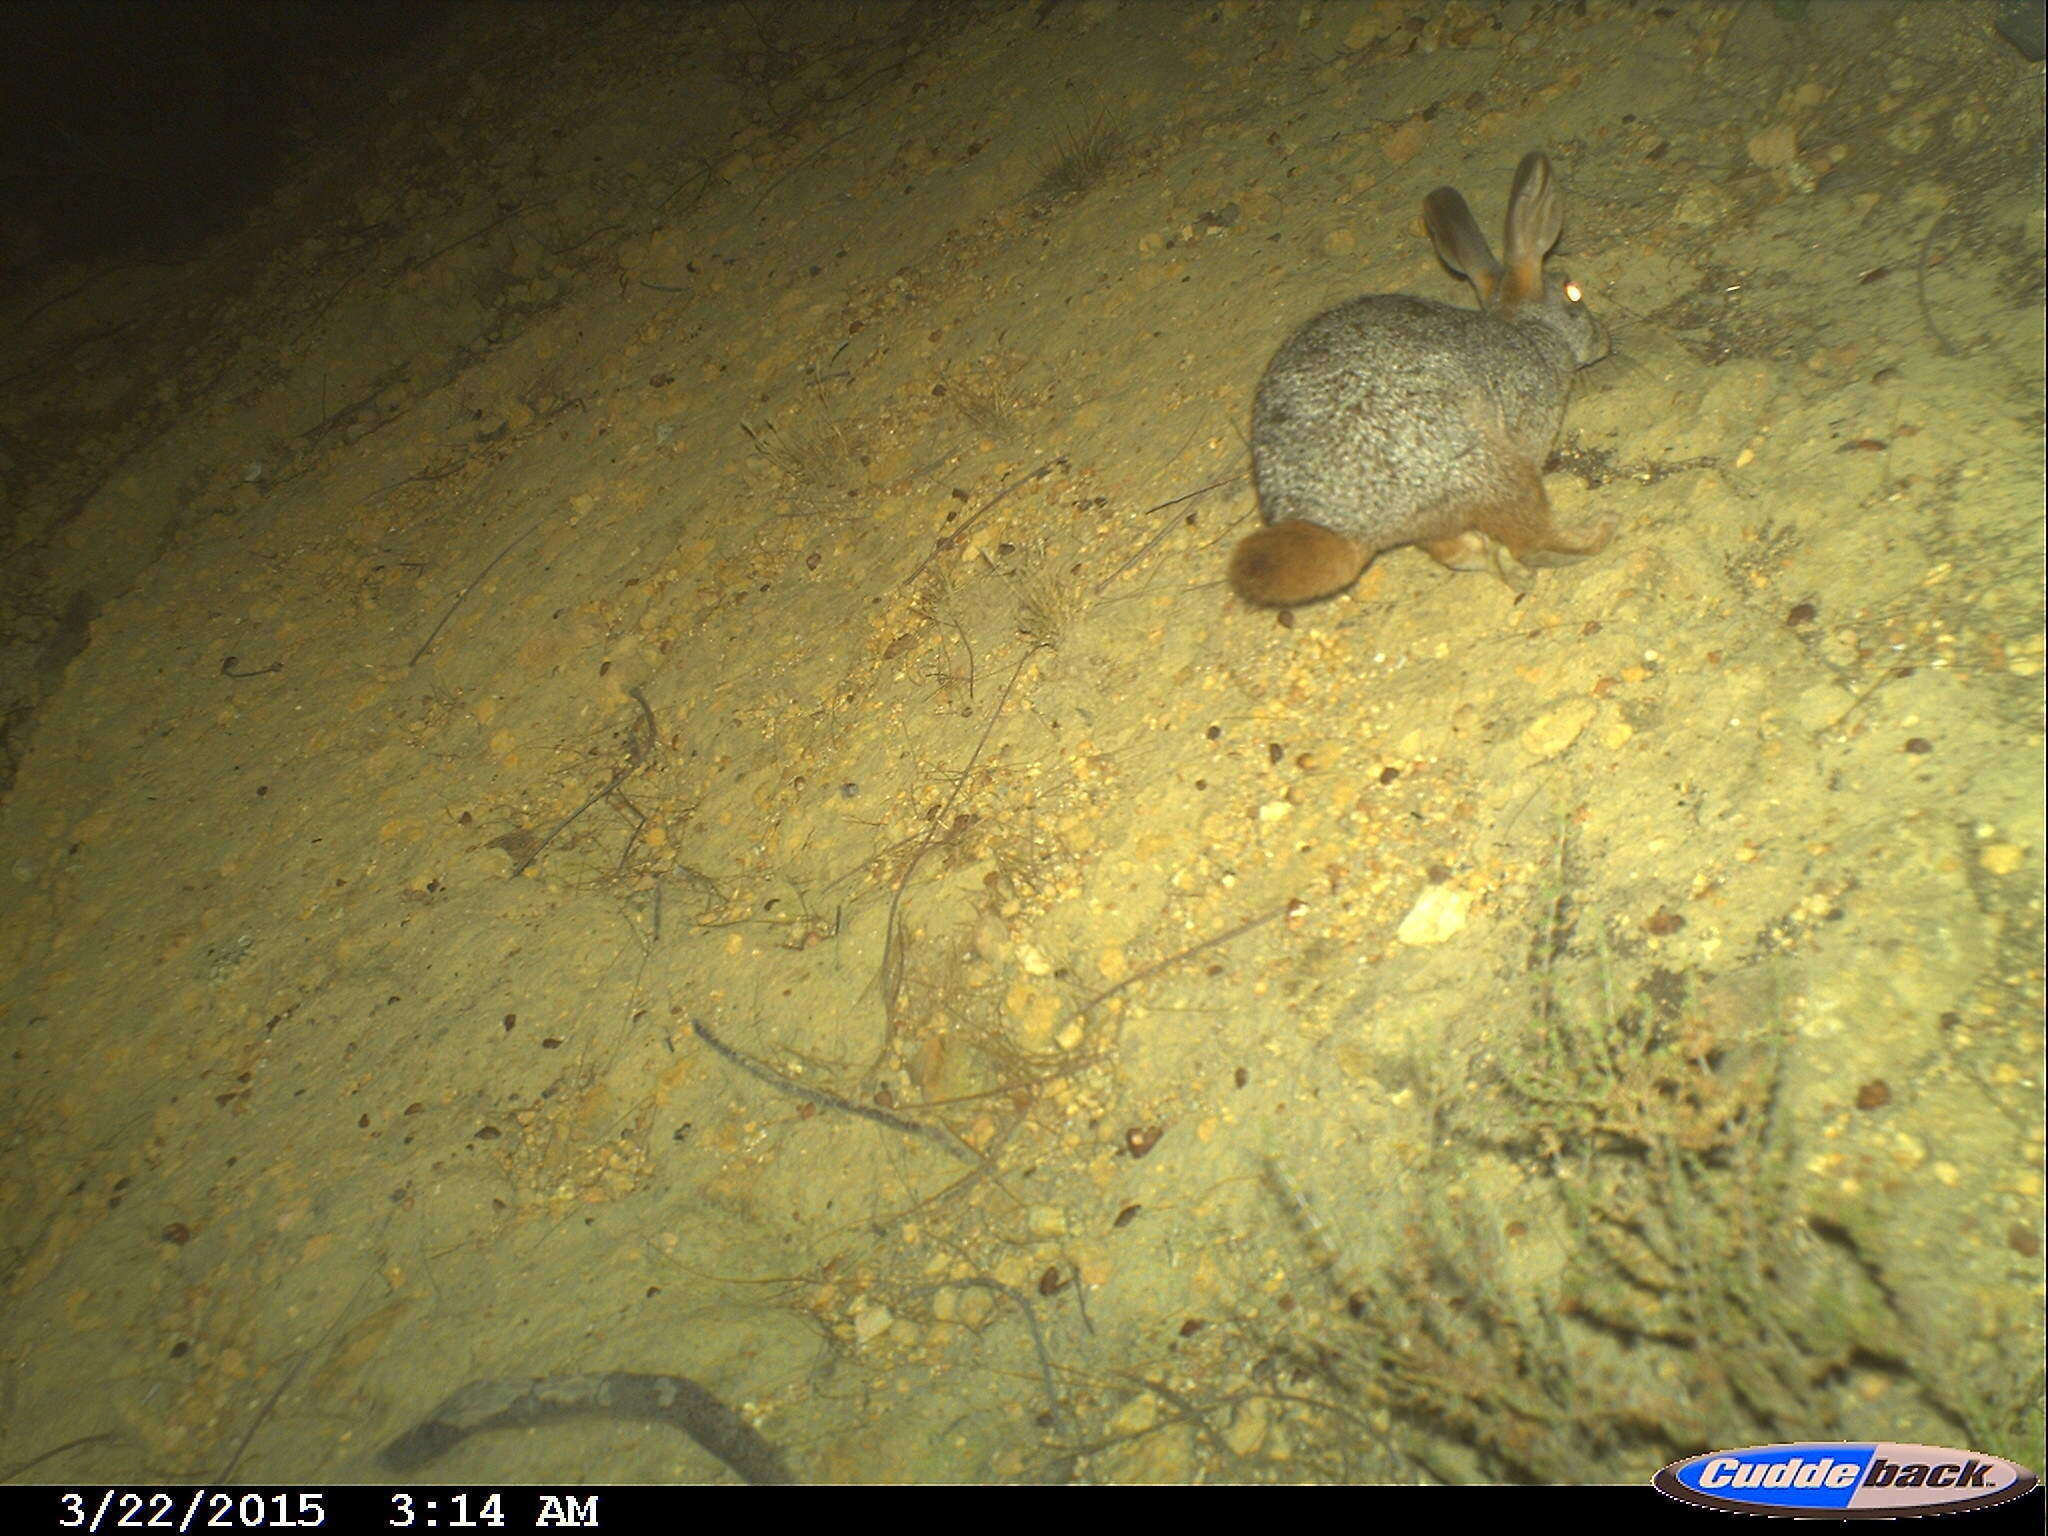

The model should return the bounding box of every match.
[742,406,856,506]
[1032,110,1126,205]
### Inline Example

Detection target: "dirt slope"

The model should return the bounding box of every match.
[1,0,2041,1485]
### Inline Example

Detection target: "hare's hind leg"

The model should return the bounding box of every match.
[1422,530,1533,595]
[1469,453,1616,570]
[1421,530,1492,571]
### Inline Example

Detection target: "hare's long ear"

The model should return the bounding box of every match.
[1423,186,1501,305]
[1499,151,1564,312]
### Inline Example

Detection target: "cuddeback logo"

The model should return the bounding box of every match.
[1655,1441,2039,1517]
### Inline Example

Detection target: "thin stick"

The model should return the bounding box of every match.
[1914,211,1959,358]
[214,1265,386,1482]
[878,645,1043,1020]
[217,1351,309,1483]
[899,460,1058,591]
[509,688,661,878]
[1819,663,1911,741]
[944,1277,1071,1436]
[0,1431,123,1482]
[1093,473,1241,594]
[1068,901,1293,1024]
[408,513,548,668]
[689,1019,982,1166]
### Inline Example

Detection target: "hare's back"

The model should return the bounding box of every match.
[1251,295,1498,541]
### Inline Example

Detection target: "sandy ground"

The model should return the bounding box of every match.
[1,0,2042,1487]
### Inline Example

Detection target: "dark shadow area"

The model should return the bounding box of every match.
[0,0,448,278]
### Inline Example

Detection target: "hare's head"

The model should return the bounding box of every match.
[1423,151,1608,367]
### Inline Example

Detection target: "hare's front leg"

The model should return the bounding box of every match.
[1515,513,1617,568]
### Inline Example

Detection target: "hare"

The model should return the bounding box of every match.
[1230,151,1615,607]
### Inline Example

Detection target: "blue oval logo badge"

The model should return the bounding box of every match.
[1655,1442,2038,1517]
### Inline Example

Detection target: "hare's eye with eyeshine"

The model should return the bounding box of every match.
[1563,280,1584,303]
